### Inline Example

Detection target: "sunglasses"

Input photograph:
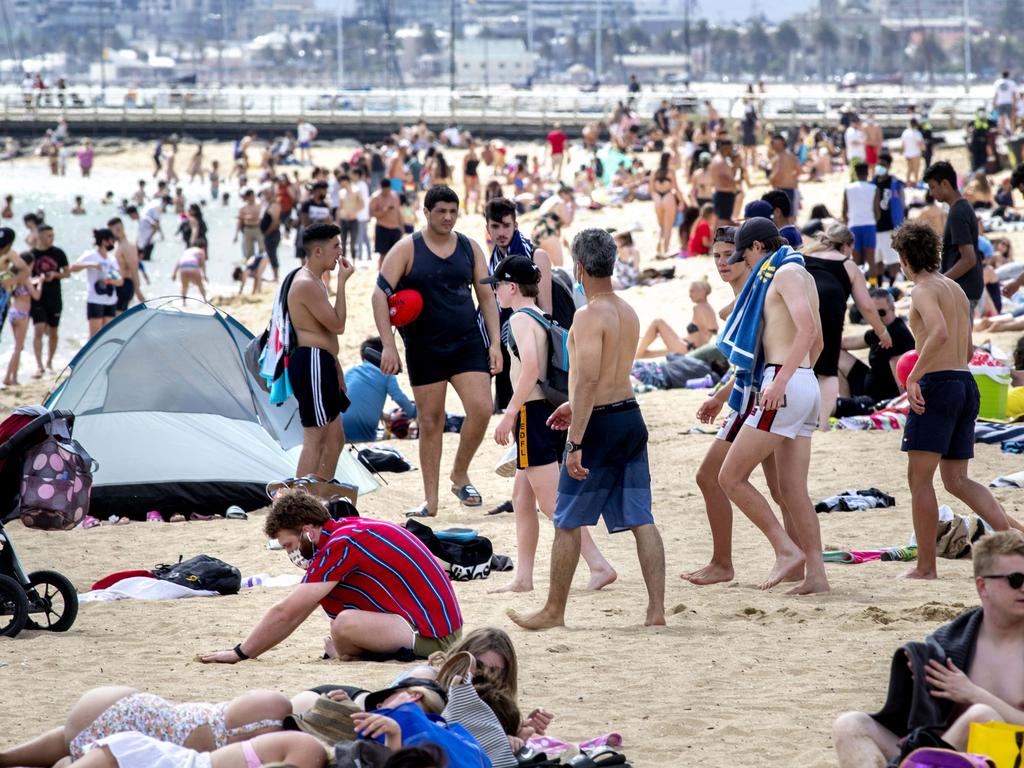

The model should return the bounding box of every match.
[877,309,889,318]
[982,572,1024,589]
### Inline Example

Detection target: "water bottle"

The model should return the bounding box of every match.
[685,374,714,389]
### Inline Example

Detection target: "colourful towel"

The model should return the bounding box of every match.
[823,547,917,564]
[716,245,805,411]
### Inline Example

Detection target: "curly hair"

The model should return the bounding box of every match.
[891,221,941,274]
[263,488,329,538]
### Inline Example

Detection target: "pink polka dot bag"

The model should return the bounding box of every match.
[19,434,97,530]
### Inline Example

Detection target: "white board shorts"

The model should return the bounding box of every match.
[875,230,901,267]
[743,366,819,439]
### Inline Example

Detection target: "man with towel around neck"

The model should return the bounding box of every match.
[716,217,830,595]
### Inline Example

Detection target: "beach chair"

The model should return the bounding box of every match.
[0,408,80,637]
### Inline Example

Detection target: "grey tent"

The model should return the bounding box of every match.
[45,299,377,519]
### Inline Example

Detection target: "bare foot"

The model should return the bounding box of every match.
[898,567,937,580]
[785,575,831,595]
[323,636,338,659]
[759,547,806,591]
[681,562,735,585]
[586,567,617,591]
[782,562,805,583]
[507,607,564,631]
[32,369,43,379]
[489,580,533,594]
[645,607,666,626]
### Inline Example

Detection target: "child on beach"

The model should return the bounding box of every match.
[172,243,208,301]
[611,230,640,290]
[687,203,715,257]
[209,160,220,202]
[487,254,616,594]
[1,233,38,386]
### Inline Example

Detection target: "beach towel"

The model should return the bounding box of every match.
[79,576,218,602]
[815,488,896,513]
[975,422,1024,444]
[834,395,910,431]
[526,733,623,757]
[990,470,1024,488]
[716,245,805,411]
[260,268,299,405]
[822,547,917,564]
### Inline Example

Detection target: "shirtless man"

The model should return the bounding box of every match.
[718,218,830,594]
[335,175,363,262]
[369,180,403,267]
[107,217,144,313]
[688,152,714,208]
[863,113,884,167]
[234,188,264,265]
[710,139,738,227]
[509,228,667,630]
[891,221,1020,580]
[386,141,410,190]
[286,223,354,479]
[833,531,1024,767]
[768,133,801,217]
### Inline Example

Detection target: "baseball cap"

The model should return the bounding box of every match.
[0,228,14,251]
[713,225,737,244]
[743,200,773,220]
[727,217,780,264]
[364,677,447,714]
[311,180,329,190]
[480,254,541,286]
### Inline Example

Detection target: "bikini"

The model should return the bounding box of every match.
[69,692,281,760]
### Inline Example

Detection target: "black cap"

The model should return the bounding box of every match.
[364,677,448,713]
[713,225,737,245]
[0,228,14,250]
[481,254,540,286]
[727,217,779,264]
[311,180,329,190]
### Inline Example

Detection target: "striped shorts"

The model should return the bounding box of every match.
[288,346,343,428]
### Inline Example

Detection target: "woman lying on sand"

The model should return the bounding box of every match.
[64,731,324,768]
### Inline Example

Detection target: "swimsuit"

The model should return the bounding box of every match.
[288,347,344,428]
[69,693,281,759]
[901,370,979,460]
[743,366,819,440]
[804,255,853,378]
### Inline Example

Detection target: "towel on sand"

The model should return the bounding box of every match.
[815,488,896,513]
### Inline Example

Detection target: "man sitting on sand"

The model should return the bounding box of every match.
[509,228,666,630]
[200,489,463,664]
[833,530,1024,767]
[891,221,1021,580]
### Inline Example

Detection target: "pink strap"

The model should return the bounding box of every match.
[241,741,262,768]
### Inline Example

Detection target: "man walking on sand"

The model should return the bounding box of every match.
[287,223,354,480]
[509,228,666,630]
[372,186,501,518]
[717,218,830,594]
[26,224,68,377]
[710,139,738,227]
[891,221,1022,580]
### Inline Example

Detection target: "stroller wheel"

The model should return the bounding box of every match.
[0,573,29,637]
[24,570,79,633]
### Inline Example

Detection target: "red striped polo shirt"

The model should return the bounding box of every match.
[302,518,463,639]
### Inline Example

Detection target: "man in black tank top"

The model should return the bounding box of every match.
[372,186,501,517]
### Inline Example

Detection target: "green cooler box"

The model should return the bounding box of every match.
[971,365,1011,420]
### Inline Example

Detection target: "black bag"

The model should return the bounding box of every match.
[326,497,359,520]
[357,446,413,474]
[549,268,578,331]
[405,519,494,581]
[511,307,570,407]
[152,555,241,595]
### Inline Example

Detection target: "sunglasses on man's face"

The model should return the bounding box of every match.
[877,309,889,318]
[982,572,1024,589]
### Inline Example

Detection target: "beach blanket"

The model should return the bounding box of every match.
[872,608,982,737]
[81,573,302,602]
[834,395,910,431]
[815,488,896,513]
[716,245,805,411]
[974,422,1024,444]
[526,733,623,758]
[991,469,1024,488]
[260,268,300,405]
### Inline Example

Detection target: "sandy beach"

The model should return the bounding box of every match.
[1,138,1023,766]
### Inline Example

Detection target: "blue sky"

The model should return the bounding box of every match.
[701,0,816,22]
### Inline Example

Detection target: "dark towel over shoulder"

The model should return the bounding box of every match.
[871,607,982,736]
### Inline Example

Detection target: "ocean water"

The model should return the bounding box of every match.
[0,161,274,373]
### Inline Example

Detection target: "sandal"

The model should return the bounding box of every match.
[79,515,100,529]
[404,502,435,518]
[437,651,477,690]
[146,510,163,523]
[451,483,483,507]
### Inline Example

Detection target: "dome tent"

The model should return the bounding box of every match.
[44,299,377,520]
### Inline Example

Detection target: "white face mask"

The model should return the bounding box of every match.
[288,531,315,570]
[288,548,311,570]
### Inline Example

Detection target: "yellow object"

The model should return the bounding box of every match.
[1007,386,1024,419]
[971,365,1012,421]
[967,720,1024,767]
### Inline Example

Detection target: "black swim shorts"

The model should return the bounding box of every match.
[289,347,344,428]
[374,225,403,256]
[901,370,979,460]
[86,302,116,320]
[404,334,490,388]
[712,191,736,221]
[115,279,134,313]
[515,399,566,470]
[30,299,61,327]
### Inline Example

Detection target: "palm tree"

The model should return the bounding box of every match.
[773,22,800,79]
[747,21,771,74]
[815,19,839,80]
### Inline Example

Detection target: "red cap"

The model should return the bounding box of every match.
[388,289,423,327]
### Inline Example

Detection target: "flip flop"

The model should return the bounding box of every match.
[451,483,483,507]
[79,515,100,529]
[225,508,248,521]
[566,748,628,767]
[486,500,514,516]
[146,510,163,523]
[404,503,435,518]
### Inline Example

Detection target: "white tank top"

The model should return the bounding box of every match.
[845,181,877,228]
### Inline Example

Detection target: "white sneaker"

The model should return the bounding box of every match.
[494,443,517,478]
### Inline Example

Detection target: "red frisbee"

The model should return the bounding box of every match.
[388,289,423,327]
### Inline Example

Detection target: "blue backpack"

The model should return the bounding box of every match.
[509,306,570,406]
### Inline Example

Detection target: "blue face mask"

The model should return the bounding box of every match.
[875,165,888,177]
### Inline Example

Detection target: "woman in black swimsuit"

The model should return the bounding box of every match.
[803,223,891,429]
[462,144,481,215]
[649,152,682,258]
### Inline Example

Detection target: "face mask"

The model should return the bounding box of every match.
[289,530,316,570]
[875,166,888,177]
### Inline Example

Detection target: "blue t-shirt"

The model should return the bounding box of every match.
[780,224,803,248]
[342,362,417,442]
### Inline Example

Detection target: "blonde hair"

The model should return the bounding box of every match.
[973,531,1024,577]
[803,222,853,254]
[691,277,712,298]
[429,627,519,698]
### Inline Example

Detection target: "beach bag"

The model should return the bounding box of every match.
[512,307,570,406]
[967,721,1024,768]
[889,729,958,768]
[152,555,241,595]
[334,740,391,768]
[405,520,493,581]
[19,432,97,531]
[900,748,994,768]
[549,269,578,331]
[357,445,413,474]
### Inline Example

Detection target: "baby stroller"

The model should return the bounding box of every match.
[0,407,80,637]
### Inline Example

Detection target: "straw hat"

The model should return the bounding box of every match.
[282,695,361,745]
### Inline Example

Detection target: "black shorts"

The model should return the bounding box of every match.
[404,334,490,388]
[374,225,403,256]
[289,346,343,428]
[901,370,979,460]
[30,299,61,327]
[846,359,870,398]
[712,191,736,221]
[515,400,566,469]
[141,243,154,261]
[115,279,135,313]
[86,302,116,320]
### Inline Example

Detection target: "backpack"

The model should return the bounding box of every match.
[549,268,578,330]
[899,749,994,768]
[510,306,570,406]
[405,519,494,581]
[152,555,241,595]
[20,430,97,531]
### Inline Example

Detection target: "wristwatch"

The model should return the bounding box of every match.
[565,440,583,453]
[233,643,250,660]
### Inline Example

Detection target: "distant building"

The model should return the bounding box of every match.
[454,38,538,86]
